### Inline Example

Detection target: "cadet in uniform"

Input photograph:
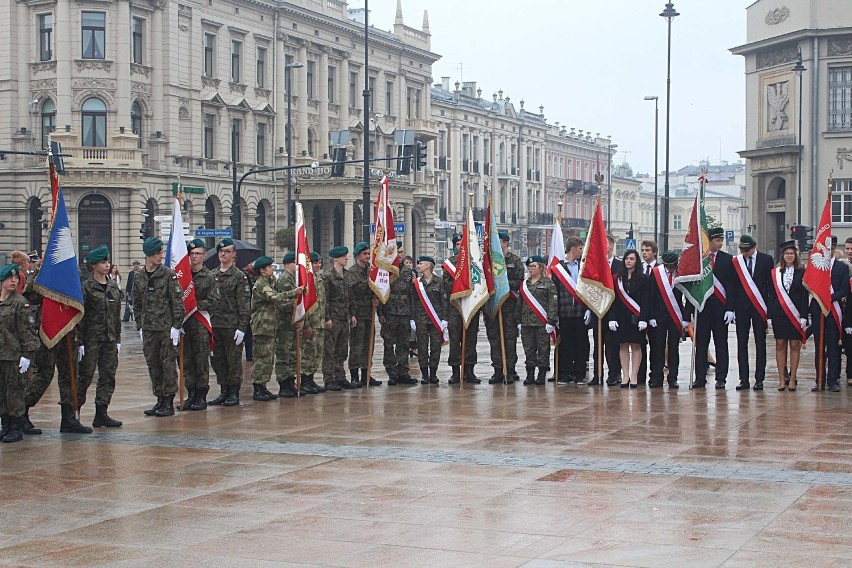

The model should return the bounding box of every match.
[0,264,41,443]
[643,250,689,389]
[322,246,358,390]
[273,252,300,397]
[300,252,326,393]
[485,231,524,384]
[517,256,558,385]
[132,237,185,416]
[443,234,482,384]
[181,239,219,410]
[346,242,382,387]
[77,246,122,427]
[380,252,416,385]
[411,256,446,384]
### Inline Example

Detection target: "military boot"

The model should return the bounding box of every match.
[179,388,197,411]
[488,370,505,385]
[144,396,165,416]
[338,375,359,389]
[190,387,209,410]
[349,369,362,387]
[2,417,23,443]
[60,404,93,433]
[397,372,417,385]
[93,404,122,427]
[429,367,440,384]
[363,370,383,386]
[464,365,481,384]
[223,385,240,406]
[155,394,175,416]
[536,368,548,385]
[278,378,297,398]
[253,384,273,401]
[505,369,516,385]
[0,415,9,439]
[420,365,431,385]
[523,366,537,386]
[306,374,325,393]
[22,408,42,435]
[208,386,229,405]
[299,375,318,395]
[448,366,461,384]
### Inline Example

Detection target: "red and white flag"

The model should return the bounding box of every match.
[293,202,317,322]
[451,203,490,328]
[576,199,615,318]
[369,175,400,303]
[803,196,833,316]
[548,217,581,303]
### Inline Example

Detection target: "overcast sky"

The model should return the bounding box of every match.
[361,0,750,176]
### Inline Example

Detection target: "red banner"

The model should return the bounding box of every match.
[803,197,833,315]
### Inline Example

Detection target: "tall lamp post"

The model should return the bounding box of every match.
[231,121,240,239]
[362,0,372,242]
[660,2,679,252]
[644,95,659,243]
[793,47,806,225]
[285,62,304,226]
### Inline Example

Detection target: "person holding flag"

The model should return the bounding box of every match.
[554,236,591,384]
[645,251,690,389]
[442,233,480,384]
[181,239,218,410]
[483,229,523,385]
[590,234,623,387]
[301,252,327,393]
[769,241,808,392]
[346,242,381,387]
[412,256,447,384]
[273,252,302,397]
[517,256,558,385]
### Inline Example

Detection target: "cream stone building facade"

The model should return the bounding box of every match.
[732,0,852,253]
[0,0,438,269]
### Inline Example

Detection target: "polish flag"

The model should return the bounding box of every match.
[294,202,317,322]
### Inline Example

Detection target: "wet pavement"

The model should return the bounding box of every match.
[0,322,850,567]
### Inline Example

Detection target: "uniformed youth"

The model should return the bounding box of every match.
[443,234,482,384]
[380,248,416,385]
[181,239,219,410]
[77,245,122,427]
[484,231,524,384]
[322,246,358,390]
[411,256,446,384]
[346,242,381,387]
[643,250,689,389]
[273,252,301,397]
[517,256,558,385]
[132,237,185,416]
[300,252,326,393]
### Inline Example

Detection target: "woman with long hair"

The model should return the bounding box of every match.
[768,240,808,391]
[607,249,648,388]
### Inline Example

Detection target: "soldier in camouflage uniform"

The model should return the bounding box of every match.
[208,238,251,406]
[300,252,326,393]
[517,256,558,385]
[380,252,416,385]
[346,242,381,387]
[411,256,446,384]
[181,239,219,410]
[77,246,122,428]
[133,237,185,417]
[484,231,525,384]
[442,234,482,384]
[322,246,358,390]
[273,252,301,397]
[250,256,303,401]
[0,264,41,443]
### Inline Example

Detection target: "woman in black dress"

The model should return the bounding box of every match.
[606,250,648,388]
[769,240,808,391]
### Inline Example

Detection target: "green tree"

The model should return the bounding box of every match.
[275,227,295,250]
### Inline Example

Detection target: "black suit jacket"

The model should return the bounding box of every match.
[768,267,808,322]
[702,250,735,318]
[729,251,773,315]
[811,259,851,321]
[642,266,690,325]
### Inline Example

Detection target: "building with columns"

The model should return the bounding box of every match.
[0,0,439,270]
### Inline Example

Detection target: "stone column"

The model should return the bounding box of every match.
[275,32,287,154]
[17,2,31,129]
[404,202,413,255]
[151,5,165,136]
[318,47,329,157]
[55,0,72,125]
[339,53,350,121]
[297,42,308,154]
[115,0,131,129]
[343,198,354,252]
[398,72,407,122]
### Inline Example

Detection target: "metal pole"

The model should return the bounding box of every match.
[654,99,659,244]
[287,67,293,227]
[661,5,677,252]
[232,122,240,240]
[607,143,612,229]
[362,0,372,243]
[794,48,806,225]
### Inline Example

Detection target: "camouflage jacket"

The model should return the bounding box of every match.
[212,265,251,330]
[516,276,558,327]
[322,267,351,321]
[79,277,122,344]
[345,262,374,317]
[251,274,300,336]
[505,250,525,297]
[441,253,459,299]
[307,273,326,329]
[132,264,185,332]
[274,270,297,323]
[379,267,413,317]
[184,265,219,332]
[411,273,446,326]
[0,291,40,361]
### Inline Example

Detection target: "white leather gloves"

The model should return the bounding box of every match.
[724,311,735,324]
[517,324,522,334]
[19,357,30,374]
[117,344,122,356]
[681,321,690,330]
[584,310,592,326]
[234,329,245,345]
[608,321,619,332]
[440,320,448,331]
[170,327,181,346]
[545,324,555,335]
[649,319,658,328]
[410,320,416,332]
[800,318,808,328]
[638,321,648,331]
[139,330,143,341]
[77,345,85,362]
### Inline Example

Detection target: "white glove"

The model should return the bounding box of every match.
[845,327,852,335]
[724,311,735,325]
[767,319,772,327]
[410,320,416,332]
[440,320,448,331]
[517,324,522,334]
[608,321,618,332]
[584,310,592,326]
[545,324,555,334]
[139,330,143,341]
[681,321,690,330]
[234,329,245,345]
[638,321,648,331]
[117,344,121,356]
[170,327,181,346]
[800,318,808,328]
[77,345,85,362]
[649,319,657,328]
[19,357,30,374]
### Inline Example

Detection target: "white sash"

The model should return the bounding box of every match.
[616,278,641,317]
[521,279,556,343]
[654,266,684,330]
[414,277,449,344]
[442,260,456,279]
[772,268,806,341]
[550,261,583,305]
[733,254,768,320]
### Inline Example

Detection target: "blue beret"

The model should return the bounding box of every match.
[253,256,274,270]
[0,264,20,281]
[187,238,206,251]
[85,245,110,264]
[216,237,235,251]
[310,251,320,262]
[354,241,369,255]
[282,251,296,264]
[328,246,348,258]
[143,237,163,256]
[417,255,435,265]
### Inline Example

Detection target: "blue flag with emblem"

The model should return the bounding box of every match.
[484,198,509,318]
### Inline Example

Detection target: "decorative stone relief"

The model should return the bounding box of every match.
[756,44,798,69]
[131,81,151,95]
[837,148,852,170]
[131,63,151,79]
[308,113,319,125]
[202,76,220,89]
[179,107,191,120]
[255,87,272,100]
[828,37,852,57]
[31,61,56,74]
[229,82,247,95]
[765,6,790,25]
[766,81,790,132]
[31,79,56,91]
[307,99,319,110]
[75,60,112,72]
[177,4,192,17]
[329,118,340,129]
[276,30,288,42]
[151,0,167,10]
[72,78,116,91]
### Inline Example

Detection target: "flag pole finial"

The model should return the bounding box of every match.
[828,168,834,198]
[176,171,184,204]
[556,199,563,225]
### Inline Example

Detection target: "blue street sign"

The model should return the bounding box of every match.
[475,223,484,243]
[725,230,735,243]
[195,229,232,237]
[625,238,637,250]
[370,223,406,234]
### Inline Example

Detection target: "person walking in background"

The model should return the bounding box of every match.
[608,250,648,388]
[769,241,808,392]
[123,260,141,322]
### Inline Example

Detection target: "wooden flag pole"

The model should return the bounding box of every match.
[178,336,185,409]
[295,327,302,396]
[460,325,467,385]
[366,305,377,389]
[498,310,508,379]
[689,313,696,389]
[67,335,79,415]
[597,318,603,386]
[554,199,563,385]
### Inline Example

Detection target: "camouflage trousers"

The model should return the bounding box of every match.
[25,340,75,408]
[348,312,373,369]
[183,319,211,390]
[381,315,410,377]
[484,301,519,374]
[302,327,324,375]
[521,325,552,369]
[448,308,479,367]
[274,322,297,382]
[322,318,349,383]
[211,327,243,387]
[251,335,275,386]
[142,330,178,396]
[78,340,118,407]
[416,324,443,370]
[0,361,26,418]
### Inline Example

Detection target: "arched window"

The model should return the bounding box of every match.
[41,100,55,149]
[81,97,107,147]
[131,101,143,148]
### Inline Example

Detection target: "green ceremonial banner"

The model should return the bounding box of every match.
[674,180,714,311]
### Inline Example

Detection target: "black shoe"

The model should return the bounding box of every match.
[606,378,620,387]
[349,369,362,387]
[575,377,588,385]
[620,383,629,389]
[505,373,516,385]
[223,386,240,406]
[367,373,383,386]
[715,380,726,390]
[22,408,41,435]
[178,388,197,411]
[253,384,273,401]
[144,396,164,415]
[556,375,572,384]
[397,375,418,385]
[668,380,680,389]
[2,418,23,443]
[523,367,536,386]
[752,382,763,391]
[60,404,93,433]
[190,387,209,410]
[448,366,461,384]
[830,384,841,392]
[536,368,548,385]
[735,381,750,391]
[421,367,431,385]
[693,379,707,389]
[429,368,439,384]
[155,394,176,416]
[298,376,317,395]
[387,375,398,385]
[464,367,480,384]
[278,379,297,398]
[325,381,342,391]
[338,378,358,390]
[587,377,601,386]
[0,416,9,439]
[648,380,663,389]
[208,387,229,406]
[629,383,638,389]
[306,374,326,393]
[92,404,122,427]
[488,373,505,385]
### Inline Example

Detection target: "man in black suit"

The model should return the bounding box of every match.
[643,250,690,388]
[590,234,624,386]
[810,236,849,392]
[636,240,660,385]
[729,235,773,391]
[694,227,735,389]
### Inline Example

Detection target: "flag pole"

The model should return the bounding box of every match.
[67,335,79,416]
[689,313,696,389]
[554,200,563,384]
[489,186,508,381]
[294,183,303,396]
[818,314,825,391]
[179,336,185,409]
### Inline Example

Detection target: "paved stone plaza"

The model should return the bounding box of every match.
[0,323,850,567]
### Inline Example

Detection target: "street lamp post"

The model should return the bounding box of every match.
[231,121,240,239]
[660,2,679,252]
[285,62,304,227]
[644,95,659,243]
[362,0,372,243]
[793,47,806,225]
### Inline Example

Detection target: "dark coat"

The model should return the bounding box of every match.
[703,250,735,317]
[643,266,691,325]
[729,251,773,315]
[768,267,808,323]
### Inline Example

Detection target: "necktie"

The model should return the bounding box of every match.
[711,252,716,269]
[746,255,753,275]
[645,264,651,275]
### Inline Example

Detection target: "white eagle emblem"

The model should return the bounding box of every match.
[809,236,833,271]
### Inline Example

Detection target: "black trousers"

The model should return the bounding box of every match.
[591,321,621,381]
[814,317,842,387]
[843,329,852,380]
[735,309,767,383]
[650,320,681,384]
[695,310,729,383]
[557,316,588,380]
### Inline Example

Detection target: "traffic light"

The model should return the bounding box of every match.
[331,147,346,177]
[139,223,147,240]
[790,225,802,241]
[415,141,427,171]
[396,144,413,175]
[626,224,635,240]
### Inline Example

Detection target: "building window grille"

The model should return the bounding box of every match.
[829,66,852,131]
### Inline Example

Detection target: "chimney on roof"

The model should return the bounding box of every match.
[441,77,450,91]
[461,81,477,98]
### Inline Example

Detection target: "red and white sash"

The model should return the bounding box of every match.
[712,258,727,305]
[442,259,456,279]
[830,286,843,330]
[616,277,641,317]
[771,268,806,341]
[653,266,684,331]
[509,290,519,302]
[520,279,557,343]
[414,277,449,344]
[733,255,768,323]
[551,262,583,305]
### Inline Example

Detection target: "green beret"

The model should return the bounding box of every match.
[526,255,546,265]
[738,234,757,249]
[417,255,435,265]
[708,227,724,239]
[310,251,320,262]
[216,237,235,252]
[452,233,463,245]
[0,264,20,281]
[253,256,274,270]
[328,245,348,258]
[143,237,163,256]
[282,251,296,264]
[498,231,510,242]
[187,238,206,251]
[85,245,110,264]
[661,250,680,265]
[354,241,369,255]
[396,241,403,248]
